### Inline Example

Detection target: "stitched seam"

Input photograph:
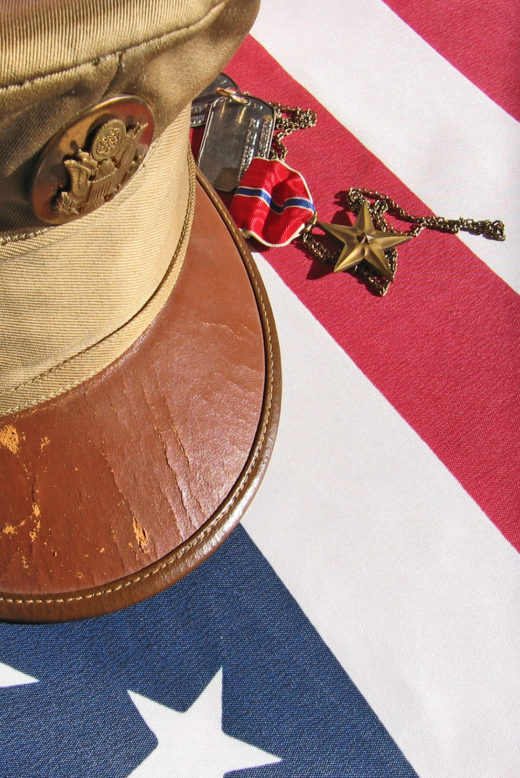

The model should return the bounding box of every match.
[0,1,227,94]
[0,150,195,415]
[0,228,50,246]
[0,176,275,606]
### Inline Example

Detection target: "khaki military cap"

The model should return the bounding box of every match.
[0,0,280,621]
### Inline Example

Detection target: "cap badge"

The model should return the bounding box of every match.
[53,118,148,219]
[32,95,155,225]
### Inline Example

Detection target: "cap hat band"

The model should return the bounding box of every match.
[0,106,194,416]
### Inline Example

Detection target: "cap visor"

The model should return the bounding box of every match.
[0,171,280,622]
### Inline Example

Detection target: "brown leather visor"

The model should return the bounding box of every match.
[0,173,280,622]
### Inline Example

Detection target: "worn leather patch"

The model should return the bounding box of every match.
[0,172,281,622]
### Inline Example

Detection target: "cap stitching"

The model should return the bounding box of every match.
[0,0,228,95]
[0,177,275,607]
[0,228,50,246]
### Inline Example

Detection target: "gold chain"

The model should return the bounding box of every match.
[343,188,506,241]
[299,188,505,296]
[268,103,317,160]
[229,90,505,295]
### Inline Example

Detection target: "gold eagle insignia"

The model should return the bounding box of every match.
[53,119,148,217]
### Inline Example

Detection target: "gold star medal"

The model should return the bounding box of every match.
[316,202,412,282]
[299,188,505,295]
[194,77,505,297]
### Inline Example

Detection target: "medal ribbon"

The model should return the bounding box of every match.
[230,157,315,247]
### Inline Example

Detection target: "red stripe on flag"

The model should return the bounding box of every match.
[385,0,520,121]
[228,37,520,549]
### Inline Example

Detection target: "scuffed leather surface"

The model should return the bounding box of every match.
[0,173,281,622]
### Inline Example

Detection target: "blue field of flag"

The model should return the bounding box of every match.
[0,527,416,777]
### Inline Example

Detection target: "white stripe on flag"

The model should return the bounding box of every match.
[252,0,520,294]
[244,255,520,778]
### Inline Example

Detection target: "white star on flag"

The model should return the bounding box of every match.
[127,668,281,777]
[0,662,38,688]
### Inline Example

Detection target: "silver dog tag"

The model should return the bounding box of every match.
[190,73,240,128]
[197,94,275,191]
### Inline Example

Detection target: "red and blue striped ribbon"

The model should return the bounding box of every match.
[230,157,315,247]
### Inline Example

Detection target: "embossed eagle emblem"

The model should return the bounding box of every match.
[53,119,148,217]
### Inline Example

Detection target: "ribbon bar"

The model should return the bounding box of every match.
[230,157,315,247]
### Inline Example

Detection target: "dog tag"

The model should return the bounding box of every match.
[190,73,240,128]
[197,94,275,192]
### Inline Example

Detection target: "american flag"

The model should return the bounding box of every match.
[1,2,519,776]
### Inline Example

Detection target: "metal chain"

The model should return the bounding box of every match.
[344,188,506,241]
[300,185,505,295]
[225,89,505,294]
[267,102,317,160]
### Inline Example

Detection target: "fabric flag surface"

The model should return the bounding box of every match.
[1,2,519,777]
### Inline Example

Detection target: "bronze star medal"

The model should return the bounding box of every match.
[317,202,412,283]
[193,77,506,298]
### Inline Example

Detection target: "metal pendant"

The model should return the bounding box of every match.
[197,93,275,192]
[190,73,240,128]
